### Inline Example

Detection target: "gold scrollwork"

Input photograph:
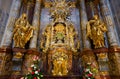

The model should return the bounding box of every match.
[52,51,68,76]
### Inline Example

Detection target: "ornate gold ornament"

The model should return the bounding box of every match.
[86,15,107,48]
[40,0,79,53]
[13,13,34,48]
[44,1,76,8]
[52,51,68,76]
[97,53,107,59]
[49,0,72,22]
[13,52,23,59]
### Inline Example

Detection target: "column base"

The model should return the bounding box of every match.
[108,46,120,76]
[0,46,12,75]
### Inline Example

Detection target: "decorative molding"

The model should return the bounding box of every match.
[12,47,27,53]
[44,2,76,8]
[27,49,41,56]
[93,47,108,53]
[109,45,120,53]
[79,46,120,56]
[12,48,41,56]
[0,46,12,53]
[80,48,93,57]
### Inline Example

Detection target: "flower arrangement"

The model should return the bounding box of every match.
[21,55,43,79]
[83,63,98,79]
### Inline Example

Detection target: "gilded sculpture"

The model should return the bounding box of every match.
[54,23,65,43]
[69,24,77,52]
[86,15,107,48]
[42,25,51,52]
[13,52,23,59]
[52,52,68,76]
[13,13,34,48]
[50,0,71,22]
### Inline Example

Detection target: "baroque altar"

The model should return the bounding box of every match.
[0,0,120,79]
[40,0,79,76]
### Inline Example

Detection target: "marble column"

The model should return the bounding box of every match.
[89,2,98,18]
[0,0,22,47]
[29,0,41,49]
[100,0,118,46]
[26,1,35,24]
[100,0,120,76]
[79,0,100,78]
[79,0,91,49]
[0,0,22,76]
[22,0,42,75]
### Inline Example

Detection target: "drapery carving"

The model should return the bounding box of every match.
[13,13,34,48]
[86,15,107,48]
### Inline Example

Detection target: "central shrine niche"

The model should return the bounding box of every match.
[53,23,66,43]
[40,0,79,76]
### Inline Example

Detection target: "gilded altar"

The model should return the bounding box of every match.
[40,22,79,76]
[40,0,79,76]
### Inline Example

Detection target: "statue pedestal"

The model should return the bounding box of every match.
[46,48,73,75]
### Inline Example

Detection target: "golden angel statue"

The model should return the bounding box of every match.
[41,25,51,52]
[69,24,77,52]
[13,13,34,48]
[86,15,107,48]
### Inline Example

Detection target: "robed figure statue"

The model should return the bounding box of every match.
[13,13,34,48]
[86,15,107,48]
